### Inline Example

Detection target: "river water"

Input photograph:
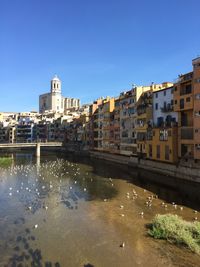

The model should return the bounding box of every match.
[0,152,200,267]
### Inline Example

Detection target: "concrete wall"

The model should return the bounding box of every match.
[90,151,200,183]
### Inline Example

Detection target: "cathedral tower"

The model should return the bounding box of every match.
[51,75,61,94]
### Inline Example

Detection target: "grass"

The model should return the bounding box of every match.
[148,214,200,254]
[0,157,12,167]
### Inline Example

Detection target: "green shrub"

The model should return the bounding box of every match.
[148,214,200,254]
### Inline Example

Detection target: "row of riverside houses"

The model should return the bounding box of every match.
[1,57,200,166]
[0,107,89,143]
[66,57,200,165]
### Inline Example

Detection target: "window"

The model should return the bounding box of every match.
[195,78,200,83]
[156,93,158,98]
[149,144,152,157]
[175,100,177,104]
[164,91,166,96]
[156,145,160,159]
[185,84,192,94]
[195,94,200,100]
[155,103,158,110]
[195,129,199,133]
[180,99,184,109]
[160,129,168,141]
[174,87,177,91]
[165,145,170,160]
[186,97,190,102]
[194,63,200,69]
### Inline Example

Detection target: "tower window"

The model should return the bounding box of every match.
[57,84,59,88]
[54,83,55,89]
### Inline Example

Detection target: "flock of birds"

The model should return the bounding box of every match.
[0,159,92,229]
[0,158,199,252]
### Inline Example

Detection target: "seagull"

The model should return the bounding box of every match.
[120,242,125,248]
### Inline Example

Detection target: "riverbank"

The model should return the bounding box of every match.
[89,151,200,183]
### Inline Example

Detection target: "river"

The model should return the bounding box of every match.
[0,151,200,267]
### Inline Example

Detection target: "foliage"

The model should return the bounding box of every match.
[148,214,200,254]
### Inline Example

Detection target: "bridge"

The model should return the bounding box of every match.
[0,142,63,157]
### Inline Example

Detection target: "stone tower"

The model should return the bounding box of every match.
[51,75,61,94]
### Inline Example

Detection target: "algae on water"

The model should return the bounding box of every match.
[0,157,12,167]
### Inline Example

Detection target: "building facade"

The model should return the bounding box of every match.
[39,76,64,114]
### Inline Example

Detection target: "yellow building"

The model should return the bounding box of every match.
[136,82,173,158]
[102,98,115,152]
[147,127,178,163]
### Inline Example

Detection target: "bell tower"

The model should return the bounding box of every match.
[51,75,61,94]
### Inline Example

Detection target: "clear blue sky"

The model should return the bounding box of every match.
[1,0,200,112]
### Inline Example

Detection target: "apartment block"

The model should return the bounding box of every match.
[136,82,173,158]
[89,98,103,150]
[148,127,178,163]
[193,57,200,160]
[109,98,120,154]
[147,86,178,163]
[119,89,136,155]
[102,98,115,152]
[16,123,35,143]
[0,125,8,143]
[173,57,200,162]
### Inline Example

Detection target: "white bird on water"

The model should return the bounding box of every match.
[120,242,125,248]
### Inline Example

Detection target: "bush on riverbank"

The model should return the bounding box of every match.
[0,157,12,167]
[148,214,200,254]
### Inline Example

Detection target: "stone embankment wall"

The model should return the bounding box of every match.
[90,151,200,183]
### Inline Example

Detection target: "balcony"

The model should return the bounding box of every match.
[178,72,193,83]
[160,104,173,112]
[180,84,192,96]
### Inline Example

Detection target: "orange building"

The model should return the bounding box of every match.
[173,57,200,162]
[109,97,120,154]
[193,57,200,161]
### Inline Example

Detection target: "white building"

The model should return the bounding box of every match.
[153,86,178,127]
[39,75,65,114]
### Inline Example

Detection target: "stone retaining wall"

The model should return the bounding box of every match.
[90,151,200,183]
